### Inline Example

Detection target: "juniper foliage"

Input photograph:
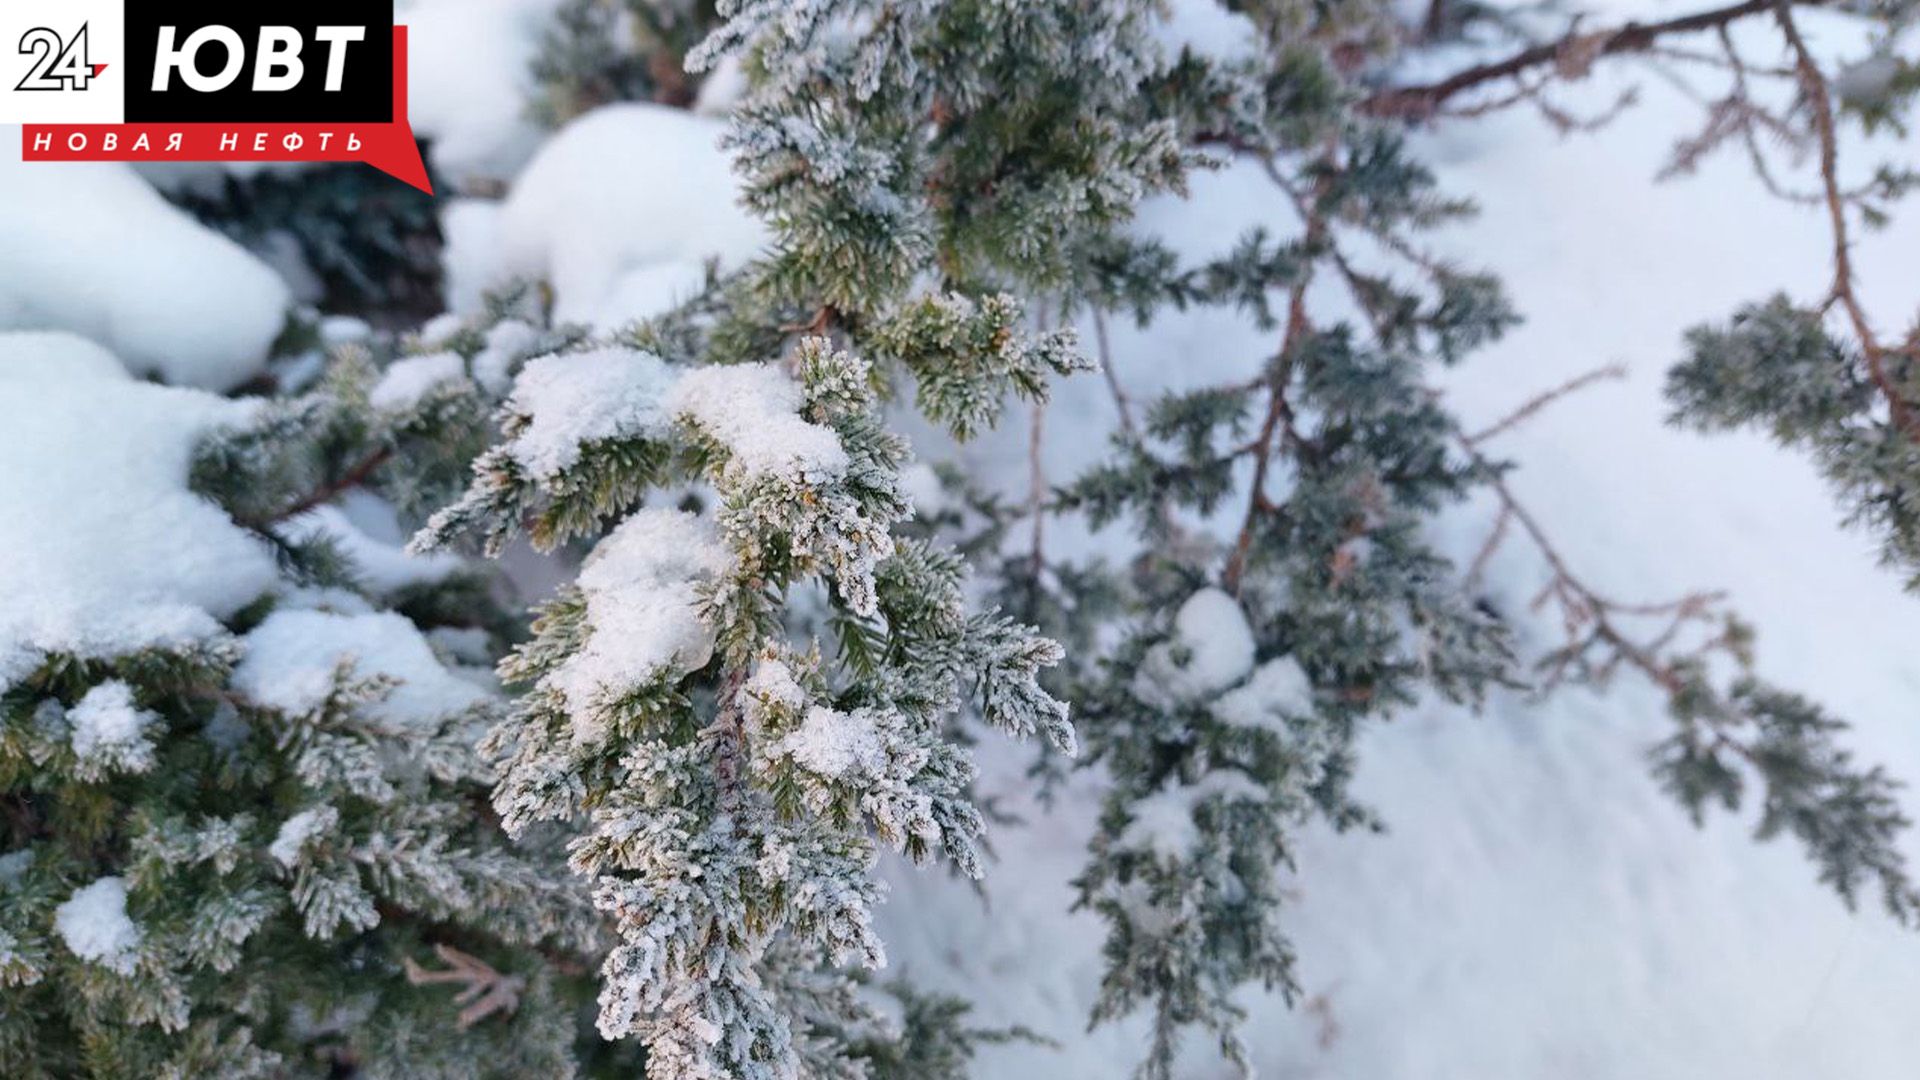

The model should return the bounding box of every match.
[0,367,608,1078]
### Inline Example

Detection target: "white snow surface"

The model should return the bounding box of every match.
[784,706,884,780]
[1136,586,1257,705]
[269,805,339,868]
[0,331,129,384]
[232,609,490,727]
[278,500,466,595]
[54,877,142,974]
[399,0,563,185]
[369,351,467,413]
[66,680,158,772]
[504,347,677,480]
[667,363,849,481]
[552,509,731,733]
[0,129,290,391]
[498,350,842,487]
[876,10,1920,1079]
[0,365,278,689]
[445,104,768,329]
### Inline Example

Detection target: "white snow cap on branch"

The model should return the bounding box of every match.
[232,609,491,727]
[1138,587,1257,704]
[553,509,731,734]
[277,500,466,596]
[55,877,143,975]
[667,363,849,481]
[1212,655,1314,732]
[66,680,159,776]
[499,349,852,489]
[269,805,340,868]
[0,356,277,690]
[783,705,886,779]
[0,331,128,384]
[369,352,467,413]
[505,348,677,481]
[445,104,767,328]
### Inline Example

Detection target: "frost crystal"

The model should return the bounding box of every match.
[783,705,884,779]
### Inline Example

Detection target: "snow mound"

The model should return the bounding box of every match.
[504,347,677,480]
[66,680,159,775]
[232,609,490,727]
[401,0,561,185]
[447,104,768,329]
[1137,586,1257,704]
[554,509,731,736]
[0,331,128,384]
[881,28,1920,1077]
[55,877,141,974]
[0,131,290,391]
[0,373,277,689]
[1155,0,1261,61]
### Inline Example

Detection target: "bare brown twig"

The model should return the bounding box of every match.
[1363,0,1824,120]
[1774,3,1920,444]
[1465,363,1629,445]
[252,446,394,529]
[404,944,527,1029]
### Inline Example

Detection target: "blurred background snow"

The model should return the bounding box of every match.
[2,0,1919,1074]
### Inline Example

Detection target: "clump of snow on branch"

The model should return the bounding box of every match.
[276,501,466,596]
[667,364,850,481]
[400,0,560,184]
[1138,587,1257,704]
[0,346,277,689]
[504,348,676,480]
[65,680,159,779]
[782,705,885,779]
[369,352,467,413]
[1117,771,1269,859]
[442,104,767,327]
[231,609,490,728]
[269,805,340,869]
[54,877,142,975]
[0,331,128,384]
[1213,656,1315,733]
[550,508,730,729]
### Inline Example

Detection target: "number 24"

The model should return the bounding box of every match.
[17,25,94,92]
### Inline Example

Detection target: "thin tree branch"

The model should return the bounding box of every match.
[1773,2,1920,443]
[1363,0,1822,120]
[1466,363,1629,445]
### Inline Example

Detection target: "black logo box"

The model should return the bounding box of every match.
[123,0,395,123]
